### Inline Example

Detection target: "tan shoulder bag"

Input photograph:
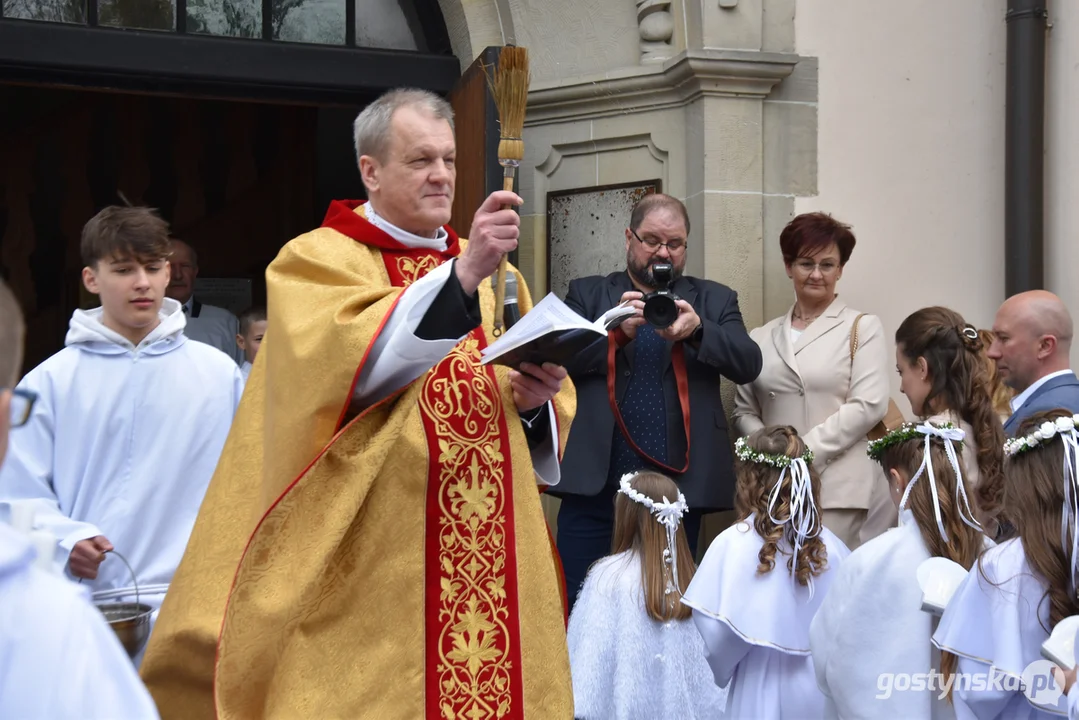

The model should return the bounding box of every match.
[851,313,905,441]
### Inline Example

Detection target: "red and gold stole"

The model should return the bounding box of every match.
[322,201,526,719]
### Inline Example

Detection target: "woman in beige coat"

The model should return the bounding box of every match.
[733,212,892,550]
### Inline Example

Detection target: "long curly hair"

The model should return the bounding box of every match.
[734,425,827,586]
[998,409,1079,632]
[895,307,1007,533]
[611,471,697,622]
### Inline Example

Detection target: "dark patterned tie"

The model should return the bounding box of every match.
[609,324,669,481]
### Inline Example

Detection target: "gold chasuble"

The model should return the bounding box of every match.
[141,201,575,719]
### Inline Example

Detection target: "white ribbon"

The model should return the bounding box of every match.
[619,473,689,596]
[1059,428,1079,594]
[766,457,821,597]
[897,423,981,542]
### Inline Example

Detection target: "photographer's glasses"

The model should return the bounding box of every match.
[3,388,37,428]
[630,229,686,254]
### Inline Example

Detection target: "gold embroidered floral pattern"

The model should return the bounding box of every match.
[396,253,440,285]
[420,337,522,719]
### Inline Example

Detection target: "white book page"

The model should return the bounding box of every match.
[596,302,635,330]
[482,293,591,358]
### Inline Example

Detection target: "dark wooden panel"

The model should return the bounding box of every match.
[0,18,460,105]
[0,84,318,372]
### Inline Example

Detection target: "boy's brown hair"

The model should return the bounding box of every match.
[81,206,171,268]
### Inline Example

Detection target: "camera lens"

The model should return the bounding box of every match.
[643,293,678,329]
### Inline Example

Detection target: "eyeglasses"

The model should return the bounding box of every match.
[3,388,37,428]
[630,229,687,254]
[792,259,841,276]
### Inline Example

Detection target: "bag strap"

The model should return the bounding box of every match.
[849,313,866,364]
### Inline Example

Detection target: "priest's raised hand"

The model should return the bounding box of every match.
[454,190,522,295]
[69,534,114,579]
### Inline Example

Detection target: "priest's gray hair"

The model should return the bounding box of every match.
[353,88,455,164]
[0,278,25,388]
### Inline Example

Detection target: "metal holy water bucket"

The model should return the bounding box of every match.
[88,550,153,659]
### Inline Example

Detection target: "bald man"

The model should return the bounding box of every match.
[166,239,243,364]
[988,290,1079,435]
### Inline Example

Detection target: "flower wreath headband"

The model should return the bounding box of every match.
[619,473,689,596]
[1003,414,1079,592]
[734,436,820,593]
[867,421,981,541]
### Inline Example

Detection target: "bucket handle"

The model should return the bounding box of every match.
[78,549,140,608]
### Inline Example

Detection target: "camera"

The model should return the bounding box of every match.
[642,263,680,329]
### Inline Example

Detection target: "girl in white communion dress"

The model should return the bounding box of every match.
[682,424,850,719]
[933,409,1079,718]
[810,421,988,719]
[566,471,727,720]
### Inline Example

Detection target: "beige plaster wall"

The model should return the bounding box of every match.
[793,0,1007,413]
[1046,1,1079,368]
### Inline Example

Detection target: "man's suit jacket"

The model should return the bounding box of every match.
[555,271,762,512]
[1004,372,1079,436]
[732,298,892,511]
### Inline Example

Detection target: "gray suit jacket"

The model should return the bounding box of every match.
[1003,372,1079,436]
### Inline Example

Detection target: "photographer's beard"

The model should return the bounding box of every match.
[626,249,684,289]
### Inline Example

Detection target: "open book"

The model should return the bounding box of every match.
[916,557,969,617]
[481,293,636,370]
[1043,615,1079,670]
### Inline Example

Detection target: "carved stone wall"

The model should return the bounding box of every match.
[637,0,675,64]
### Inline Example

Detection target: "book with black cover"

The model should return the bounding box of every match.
[481,293,635,370]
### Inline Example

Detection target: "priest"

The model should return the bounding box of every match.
[141,88,576,719]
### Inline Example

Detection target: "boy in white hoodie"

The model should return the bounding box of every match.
[0,277,161,718]
[0,206,243,660]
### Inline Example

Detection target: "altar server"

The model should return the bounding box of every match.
[235,305,266,381]
[0,206,242,658]
[567,470,727,719]
[933,409,1079,717]
[810,421,987,718]
[682,425,849,719]
[0,276,160,719]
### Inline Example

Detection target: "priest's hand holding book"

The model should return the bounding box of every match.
[510,362,568,413]
[70,534,114,579]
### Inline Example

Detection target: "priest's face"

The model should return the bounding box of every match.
[82,254,171,343]
[361,106,456,237]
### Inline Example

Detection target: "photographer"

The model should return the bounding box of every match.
[554,193,762,609]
